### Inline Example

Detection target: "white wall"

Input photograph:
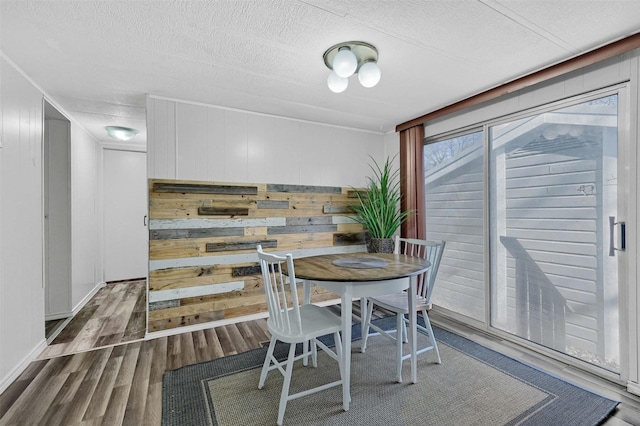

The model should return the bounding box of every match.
[0,55,103,392]
[70,125,102,308]
[384,131,400,167]
[0,57,46,391]
[147,96,389,187]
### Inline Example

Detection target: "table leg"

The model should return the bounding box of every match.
[341,286,352,411]
[408,275,418,384]
[359,296,367,351]
[303,280,311,366]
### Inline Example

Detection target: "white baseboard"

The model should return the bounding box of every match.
[45,311,72,321]
[628,380,640,396]
[72,281,105,315]
[0,339,47,395]
[46,316,74,345]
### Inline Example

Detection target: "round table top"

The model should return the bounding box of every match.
[291,252,430,282]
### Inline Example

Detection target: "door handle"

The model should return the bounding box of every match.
[144,215,147,226]
[609,216,626,256]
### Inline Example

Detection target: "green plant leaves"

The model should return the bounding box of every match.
[350,155,411,238]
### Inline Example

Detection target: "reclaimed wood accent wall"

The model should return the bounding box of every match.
[148,178,367,332]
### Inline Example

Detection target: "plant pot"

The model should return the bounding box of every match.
[368,237,395,253]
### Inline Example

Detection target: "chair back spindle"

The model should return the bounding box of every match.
[257,245,302,336]
[394,236,446,303]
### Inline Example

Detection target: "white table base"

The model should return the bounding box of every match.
[303,277,417,411]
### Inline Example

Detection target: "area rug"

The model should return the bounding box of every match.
[162,317,618,425]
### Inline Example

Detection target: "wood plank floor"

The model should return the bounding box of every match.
[2,281,640,425]
[0,320,271,425]
[37,280,147,360]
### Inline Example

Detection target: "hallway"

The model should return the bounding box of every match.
[38,280,146,360]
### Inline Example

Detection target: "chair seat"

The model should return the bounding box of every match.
[268,304,342,343]
[369,292,431,314]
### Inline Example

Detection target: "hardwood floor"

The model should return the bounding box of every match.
[0,276,271,426]
[2,281,640,425]
[37,280,146,360]
[0,320,271,425]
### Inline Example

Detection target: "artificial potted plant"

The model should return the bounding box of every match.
[351,156,411,253]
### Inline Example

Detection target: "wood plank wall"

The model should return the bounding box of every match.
[148,178,367,332]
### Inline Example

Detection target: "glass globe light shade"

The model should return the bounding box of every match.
[327,71,348,93]
[332,48,357,78]
[105,126,138,141]
[358,61,381,88]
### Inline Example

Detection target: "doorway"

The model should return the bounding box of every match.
[43,100,72,338]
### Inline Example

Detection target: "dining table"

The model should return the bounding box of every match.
[290,251,431,411]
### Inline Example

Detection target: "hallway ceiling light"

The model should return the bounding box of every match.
[323,41,380,93]
[105,126,138,141]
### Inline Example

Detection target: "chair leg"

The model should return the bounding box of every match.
[312,338,318,368]
[334,331,343,379]
[361,299,375,353]
[422,309,441,364]
[277,343,297,426]
[303,339,309,366]
[259,336,277,389]
[395,313,404,383]
[401,314,408,343]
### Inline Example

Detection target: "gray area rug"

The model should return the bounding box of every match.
[162,317,618,425]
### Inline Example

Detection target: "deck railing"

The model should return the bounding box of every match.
[500,236,569,351]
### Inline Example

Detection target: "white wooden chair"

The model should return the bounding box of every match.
[256,245,344,425]
[361,236,445,382]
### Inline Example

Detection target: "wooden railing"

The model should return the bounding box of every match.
[500,236,569,351]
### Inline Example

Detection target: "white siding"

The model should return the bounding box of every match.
[502,136,607,354]
[426,154,485,321]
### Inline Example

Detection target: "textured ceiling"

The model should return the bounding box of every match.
[2,0,640,146]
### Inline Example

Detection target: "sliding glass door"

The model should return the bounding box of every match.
[425,89,626,374]
[489,93,621,372]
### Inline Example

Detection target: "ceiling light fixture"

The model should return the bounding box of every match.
[323,41,380,93]
[105,126,138,141]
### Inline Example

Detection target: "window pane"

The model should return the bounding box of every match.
[425,131,485,322]
[489,95,619,372]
